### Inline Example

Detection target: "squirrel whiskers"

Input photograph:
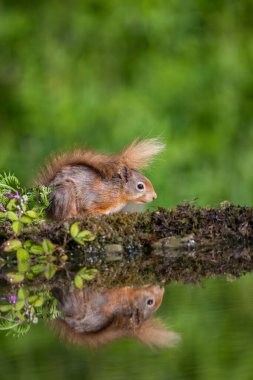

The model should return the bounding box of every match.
[36,139,165,220]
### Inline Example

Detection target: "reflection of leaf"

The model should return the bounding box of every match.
[42,239,55,254]
[26,272,34,280]
[30,264,45,275]
[17,249,30,273]
[4,239,22,252]
[18,261,30,273]
[30,245,44,255]
[0,305,13,312]
[24,240,32,249]
[16,248,29,261]
[6,272,25,284]
[44,263,57,280]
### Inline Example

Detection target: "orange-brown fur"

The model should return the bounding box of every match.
[51,286,180,349]
[36,139,165,185]
[36,139,165,221]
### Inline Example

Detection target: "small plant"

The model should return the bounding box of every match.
[70,222,95,244]
[0,173,98,290]
[0,288,61,337]
[2,238,68,283]
[0,172,51,234]
[74,267,98,289]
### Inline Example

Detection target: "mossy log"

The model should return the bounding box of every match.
[1,204,253,285]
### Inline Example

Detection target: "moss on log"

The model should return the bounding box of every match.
[1,204,253,285]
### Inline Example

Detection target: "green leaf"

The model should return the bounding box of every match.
[25,210,38,219]
[30,264,45,275]
[6,272,25,284]
[77,230,95,241]
[16,248,29,261]
[16,311,26,321]
[0,304,13,312]
[21,204,27,212]
[26,271,34,280]
[0,258,6,266]
[12,221,23,235]
[0,211,6,219]
[15,300,25,311]
[4,239,22,252]
[18,261,30,273]
[30,244,44,255]
[73,237,84,245]
[74,275,84,289]
[37,255,47,263]
[42,239,55,254]
[6,211,18,221]
[20,215,32,225]
[44,263,57,280]
[28,295,38,303]
[70,222,79,238]
[24,240,32,249]
[18,288,28,300]
[33,298,44,308]
[78,268,98,281]
[7,199,17,211]
[72,229,95,245]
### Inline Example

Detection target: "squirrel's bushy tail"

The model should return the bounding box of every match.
[120,138,165,170]
[51,317,180,349]
[36,138,165,185]
[134,318,181,348]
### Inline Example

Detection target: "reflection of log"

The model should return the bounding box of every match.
[1,204,253,284]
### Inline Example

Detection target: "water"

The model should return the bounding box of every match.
[1,274,253,380]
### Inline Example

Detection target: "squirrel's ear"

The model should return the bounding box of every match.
[118,166,131,183]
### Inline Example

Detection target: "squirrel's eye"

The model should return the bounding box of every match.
[147,299,154,306]
[136,182,145,191]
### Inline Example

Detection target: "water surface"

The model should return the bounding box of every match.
[1,274,253,380]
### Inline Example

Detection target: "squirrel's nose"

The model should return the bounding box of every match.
[152,192,157,200]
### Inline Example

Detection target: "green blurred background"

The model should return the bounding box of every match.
[1,0,253,207]
[1,1,253,379]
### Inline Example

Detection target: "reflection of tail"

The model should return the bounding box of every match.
[134,319,180,348]
[51,317,180,349]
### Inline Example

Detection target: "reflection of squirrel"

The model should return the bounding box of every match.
[36,139,164,220]
[51,286,179,348]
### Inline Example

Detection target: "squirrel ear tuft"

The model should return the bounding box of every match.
[121,138,165,170]
[118,166,131,183]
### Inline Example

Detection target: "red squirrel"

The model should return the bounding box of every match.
[36,139,164,220]
[51,285,179,349]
